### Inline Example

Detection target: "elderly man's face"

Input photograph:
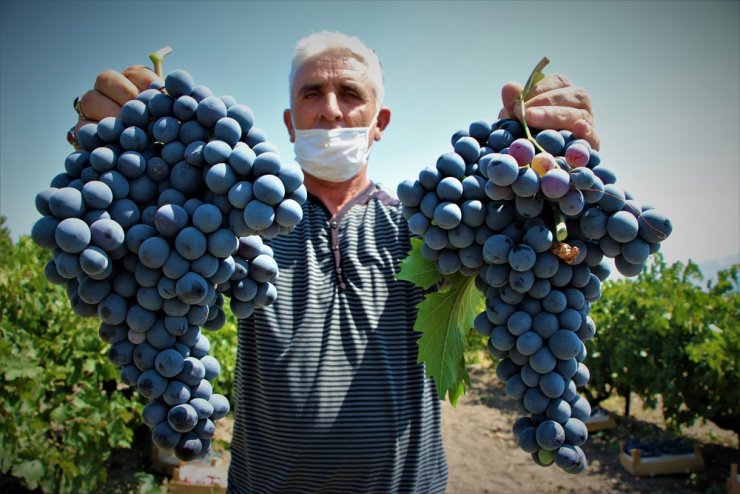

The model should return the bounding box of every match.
[286,52,379,140]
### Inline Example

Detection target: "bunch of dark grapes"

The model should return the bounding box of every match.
[397,118,671,473]
[31,69,304,461]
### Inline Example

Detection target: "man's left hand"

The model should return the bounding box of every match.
[498,73,600,150]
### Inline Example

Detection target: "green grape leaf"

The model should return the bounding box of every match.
[12,460,44,489]
[414,273,482,406]
[396,237,443,290]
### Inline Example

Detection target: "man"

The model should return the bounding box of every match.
[74,31,597,493]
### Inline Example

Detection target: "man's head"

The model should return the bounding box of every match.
[284,32,390,139]
[288,31,384,111]
[284,31,391,185]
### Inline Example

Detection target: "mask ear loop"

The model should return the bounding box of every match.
[364,106,383,160]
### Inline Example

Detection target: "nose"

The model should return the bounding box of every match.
[319,92,342,123]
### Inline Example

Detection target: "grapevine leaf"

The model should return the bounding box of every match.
[414,273,483,406]
[396,237,443,290]
[12,460,44,489]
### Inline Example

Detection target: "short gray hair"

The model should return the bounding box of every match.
[289,31,384,109]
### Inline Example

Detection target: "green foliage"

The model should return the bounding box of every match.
[586,254,739,436]
[397,239,484,405]
[209,305,238,403]
[0,221,140,493]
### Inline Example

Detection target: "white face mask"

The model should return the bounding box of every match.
[292,111,379,183]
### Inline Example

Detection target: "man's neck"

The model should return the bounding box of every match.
[303,168,372,217]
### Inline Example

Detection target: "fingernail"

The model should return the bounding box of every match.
[527,108,545,121]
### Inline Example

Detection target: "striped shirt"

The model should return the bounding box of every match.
[229,182,448,493]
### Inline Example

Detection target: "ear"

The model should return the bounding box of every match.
[283,109,295,143]
[372,107,391,142]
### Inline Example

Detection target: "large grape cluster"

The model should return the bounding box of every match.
[31,69,304,461]
[397,118,671,473]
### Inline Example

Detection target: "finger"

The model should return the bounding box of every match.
[79,90,122,121]
[500,81,523,119]
[69,118,97,150]
[74,118,97,134]
[122,64,163,92]
[523,106,595,134]
[94,69,141,106]
[521,86,593,116]
[572,119,600,151]
[523,73,573,100]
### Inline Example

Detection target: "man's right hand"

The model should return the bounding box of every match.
[73,65,163,140]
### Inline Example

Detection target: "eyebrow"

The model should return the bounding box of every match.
[298,81,368,98]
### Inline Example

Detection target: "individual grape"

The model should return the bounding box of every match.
[637,209,672,243]
[508,244,537,272]
[564,142,590,168]
[142,400,169,428]
[433,202,462,229]
[483,234,514,264]
[523,387,550,414]
[592,165,617,185]
[508,138,536,166]
[540,372,566,399]
[175,227,207,260]
[523,226,553,253]
[243,200,275,231]
[436,153,466,179]
[165,69,195,97]
[453,136,480,163]
[152,421,181,450]
[516,331,544,356]
[196,96,227,128]
[534,129,565,156]
[105,200,137,231]
[138,236,170,269]
[531,152,557,176]
[436,177,463,202]
[606,211,639,243]
[155,349,186,378]
[54,217,91,253]
[536,420,565,450]
[163,380,192,406]
[540,169,571,200]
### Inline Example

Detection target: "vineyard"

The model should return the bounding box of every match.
[0,216,737,492]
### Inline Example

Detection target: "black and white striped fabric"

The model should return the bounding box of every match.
[228,182,448,493]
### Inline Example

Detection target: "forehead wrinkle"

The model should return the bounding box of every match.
[292,54,375,101]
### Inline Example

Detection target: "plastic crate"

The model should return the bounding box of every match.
[167,452,228,494]
[619,440,704,477]
[584,410,617,432]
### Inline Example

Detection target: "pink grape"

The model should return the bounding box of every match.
[508,138,536,166]
[565,143,590,168]
[531,152,557,177]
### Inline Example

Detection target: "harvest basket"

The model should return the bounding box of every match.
[619,440,704,477]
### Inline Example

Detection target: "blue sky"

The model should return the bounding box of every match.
[1,0,738,268]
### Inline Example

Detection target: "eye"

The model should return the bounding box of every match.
[341,89,361,101]
[302,89,320,99]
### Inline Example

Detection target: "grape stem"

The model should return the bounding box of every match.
[552,206,568,242]
[517,57,550,155]
[149,47,173,78]
[519,57,571,243]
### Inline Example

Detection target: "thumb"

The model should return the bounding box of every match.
[500,81,523,120]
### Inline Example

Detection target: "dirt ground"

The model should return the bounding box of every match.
[441,365,739,494]
[2,362,737,494]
